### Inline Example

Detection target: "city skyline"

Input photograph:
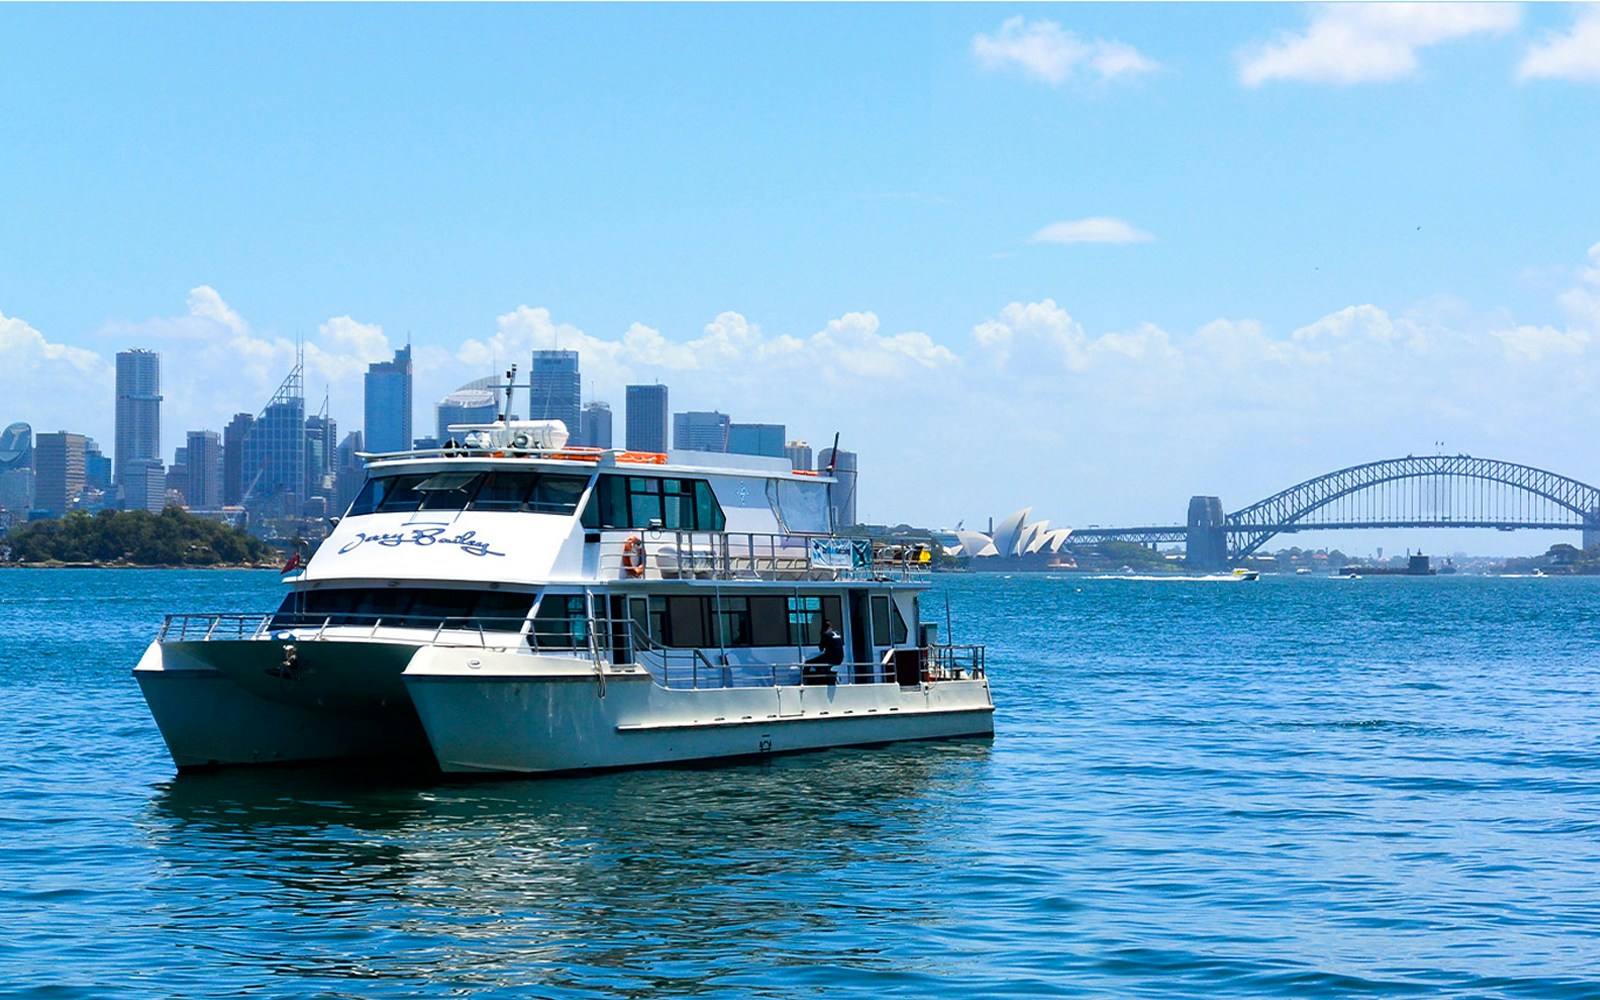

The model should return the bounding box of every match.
[3,5,1600,553]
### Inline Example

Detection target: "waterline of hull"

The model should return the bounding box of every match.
[134,638,995,775]
[132,638,431,769]
[402,647,996,775]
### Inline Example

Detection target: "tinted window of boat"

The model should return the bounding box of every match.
[583,475,726,530]
[372,474,430,513]
[529,475,589,515]
[271,588,533,631]
[891,600,908,644]
[471,472,590,514]
[695,481,724,531]
[871,595,891,647]
[348,475,429,516]
[417,471,484,511]
[749,595,790,646]
[666,596,708,647]
[473,471,538,511]
[715,596,750,647]
[785,595,841,646]
[531,594,588,647]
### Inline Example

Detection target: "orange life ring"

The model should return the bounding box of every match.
[622,535,646,577]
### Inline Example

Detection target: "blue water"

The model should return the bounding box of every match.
[3,569,1600,998]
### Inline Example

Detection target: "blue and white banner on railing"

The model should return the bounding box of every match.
[809,538,871,570]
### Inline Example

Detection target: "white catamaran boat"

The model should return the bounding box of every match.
[134,412,993,775]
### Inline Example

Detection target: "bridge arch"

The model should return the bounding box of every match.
[1225,455,1600,558]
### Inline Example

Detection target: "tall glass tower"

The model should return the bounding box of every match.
[529,350,581,433]
[244,364,306,518]
[578,401,613,449]
[672,411,730,452]
[114,349,162,503]
[625,384,669,453]
[363,346,413,454]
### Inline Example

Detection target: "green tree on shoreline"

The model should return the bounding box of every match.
[2,508,274,567]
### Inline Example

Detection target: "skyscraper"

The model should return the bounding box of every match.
[0,424,34,513]
[114,349,162,505]
[818,447,858,530]
[0,422,33,473]
[363,346,412,454]
[625,384,669,453]
[123,459,167,513]
[529,350,581,432]
[222,412,255,506]
[82,438,112,493]
[673,411,730,452]
[728,423,786,458]
[335,430,366,514]
[244,364,306,518]
[186,430,224,510]
[34,431,86,517]
[578,401,613,449]
[305,413,337,502]
[784,440,814,472]
[436,377,503,443]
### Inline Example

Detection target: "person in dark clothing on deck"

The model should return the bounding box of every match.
[802,619,844,685]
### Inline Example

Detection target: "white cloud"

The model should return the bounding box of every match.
[973,17,1158,85]
[11,240,1600,533]
[1238,3,1520,87]
[1032,217,1155,245]
[1521,7,1600,82]
[187,285,249,338]
[0,310,114,439]
[317,316,391,367]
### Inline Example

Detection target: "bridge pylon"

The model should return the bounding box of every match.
[1186,495,1228,571]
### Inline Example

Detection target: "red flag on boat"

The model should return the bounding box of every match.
[281,550,303,575]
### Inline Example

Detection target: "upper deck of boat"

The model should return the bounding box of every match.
[307,422,928,588]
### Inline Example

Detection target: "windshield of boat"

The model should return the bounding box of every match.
[347,471,592,517]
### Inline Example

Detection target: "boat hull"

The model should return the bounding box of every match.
[402,647,996,774]
[133,638,431,770]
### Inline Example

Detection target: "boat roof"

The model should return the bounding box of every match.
[361,446,835,482]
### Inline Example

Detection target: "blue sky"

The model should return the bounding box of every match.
[4,3,1600,553]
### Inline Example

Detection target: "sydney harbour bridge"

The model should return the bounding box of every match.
[1063,455,1600,570]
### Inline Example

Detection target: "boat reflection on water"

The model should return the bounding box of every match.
[142,740,995,995]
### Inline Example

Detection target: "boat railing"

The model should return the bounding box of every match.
[600,616,983,690]
[599,530,932,583]
[157,611,532,647]
[158,613,275,642]
[156,611,985,689]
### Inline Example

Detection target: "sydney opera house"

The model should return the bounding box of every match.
[948,507,1077,568]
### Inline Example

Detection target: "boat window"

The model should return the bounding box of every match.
[748,595,790,646]
[348,474,430,516]
[612,593,843,649]
[715,596,750,647]
[871,595,891,647]
[531,594,589,647]
[417,472,484,511]
[472,471,538,511]
[581,475,726,531]
[529,475,589,515]
[459,471,591,514]
[629,597,655,646]
[271,587,533,631]
[787,595,842,646]
[891,601,908,644]
[667,596,709,647]
[373,474,430,513]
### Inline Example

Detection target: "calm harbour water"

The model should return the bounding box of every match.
[3,568,1600,998]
